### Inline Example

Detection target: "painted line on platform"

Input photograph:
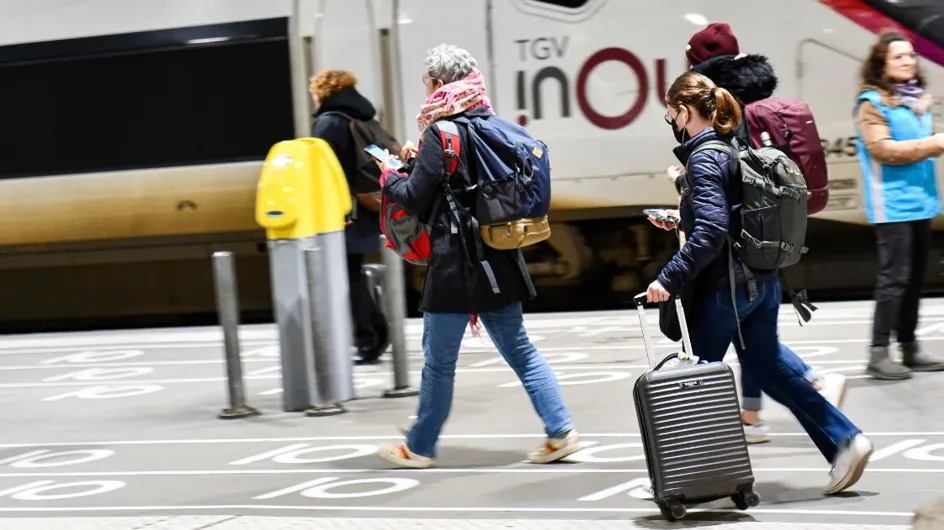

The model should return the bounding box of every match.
[0,504,917,518]
[0,330,933,358]
[0,466,940,478]
[0,361,877,388]
[0,431,941,448]
[0,359,282,370]
[0,342,276,356]
[0,358,874,372]
[1,302,943,353]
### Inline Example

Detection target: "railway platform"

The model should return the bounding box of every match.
[0,299,941,529]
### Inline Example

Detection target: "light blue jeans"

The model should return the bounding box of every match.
[406,302,574,458]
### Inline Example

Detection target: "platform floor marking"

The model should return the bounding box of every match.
[0,518,915,530]
[0,504,918,518]
[0,466,940,478]
[1,431,944,449]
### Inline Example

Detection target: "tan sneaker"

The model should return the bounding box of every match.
[529,429,583,464]
[378,443,435,469]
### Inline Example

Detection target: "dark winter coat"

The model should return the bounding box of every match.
[658,127,777,295]
[311,86,381,255]
[381,106,536,314]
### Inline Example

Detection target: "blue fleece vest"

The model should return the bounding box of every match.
[854,90,941,224]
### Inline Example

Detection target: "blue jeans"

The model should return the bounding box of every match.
[741,344,820,412]
[406,302,573,458]
[691,279,860,463]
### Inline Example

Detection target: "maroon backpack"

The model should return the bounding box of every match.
[744,98,829,215]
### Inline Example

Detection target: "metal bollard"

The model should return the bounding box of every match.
[304,241,355,417]
[379,236,419,398]
[211,251,260,420]
[267,238,320,412]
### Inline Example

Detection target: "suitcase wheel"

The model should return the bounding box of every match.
[732,489,761,510]
[658,500,687,522]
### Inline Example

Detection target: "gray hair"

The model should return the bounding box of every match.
[423,43,477,85]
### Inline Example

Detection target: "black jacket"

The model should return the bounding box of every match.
[658,127,776,295]
[311,86,381,255]
[382,107,536,314]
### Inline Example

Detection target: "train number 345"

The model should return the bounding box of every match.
[821,137,857,158]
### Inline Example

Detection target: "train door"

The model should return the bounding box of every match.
[796,36,868,223]
[393,0,492,144]
[291,0,405,138]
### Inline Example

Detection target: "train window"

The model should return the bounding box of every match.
[0,18,295,179]
[531,0,591,9]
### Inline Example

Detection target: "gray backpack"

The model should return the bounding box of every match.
[682,137,814,347]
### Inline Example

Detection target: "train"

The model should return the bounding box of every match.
[0,0,942,331]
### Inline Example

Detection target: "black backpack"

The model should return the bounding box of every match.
[319,111,401,213]
[681,137,817,347]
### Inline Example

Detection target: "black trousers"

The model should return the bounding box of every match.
[346,253,382,349]
[871,219,931,347]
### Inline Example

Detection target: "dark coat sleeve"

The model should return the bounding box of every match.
[657,152,731,293]
[381,124,446,218]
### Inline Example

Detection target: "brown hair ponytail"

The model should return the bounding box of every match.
[666,71,742,135]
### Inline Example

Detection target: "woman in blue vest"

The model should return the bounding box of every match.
[855,30,944,380]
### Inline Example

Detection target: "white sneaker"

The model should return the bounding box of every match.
[817,373,849,410]
[743,420,771,444]
[825,434,873,495]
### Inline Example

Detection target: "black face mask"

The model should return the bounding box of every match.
[666,110,689,144]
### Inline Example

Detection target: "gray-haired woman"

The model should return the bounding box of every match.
[375,43,581,468]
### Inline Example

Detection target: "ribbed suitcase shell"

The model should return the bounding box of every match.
[633,361,755,504]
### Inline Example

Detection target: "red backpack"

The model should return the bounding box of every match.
[744,98,829,215]
[380,121,462,265]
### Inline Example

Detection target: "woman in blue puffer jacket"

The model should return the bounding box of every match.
[646,71,872,496]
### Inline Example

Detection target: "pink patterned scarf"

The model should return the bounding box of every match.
[415,68,494,339]
[416,67,495,137]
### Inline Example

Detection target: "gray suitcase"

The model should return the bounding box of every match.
[632,293,760,521]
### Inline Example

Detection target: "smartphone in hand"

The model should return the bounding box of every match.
[364,144,404,170]
[643,208,680,224]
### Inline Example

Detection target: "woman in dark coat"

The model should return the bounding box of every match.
[374,43,580,468]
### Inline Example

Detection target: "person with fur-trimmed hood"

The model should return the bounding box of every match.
[686,22,777,142]
[665,22,849,445]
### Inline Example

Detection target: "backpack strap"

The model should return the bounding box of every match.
[682,139,753,350]
[436,120,500,295]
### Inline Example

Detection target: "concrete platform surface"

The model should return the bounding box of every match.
[0,516,916,529]
[0,299,941,529]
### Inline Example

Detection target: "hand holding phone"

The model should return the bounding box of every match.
[643,208,680,230]
[643,208,679,223]
[365,144,403,170]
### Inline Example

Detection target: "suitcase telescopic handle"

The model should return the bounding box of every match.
[634,292,695,368]
[634,293,657,369]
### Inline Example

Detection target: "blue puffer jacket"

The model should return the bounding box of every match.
[657,127,776,294]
